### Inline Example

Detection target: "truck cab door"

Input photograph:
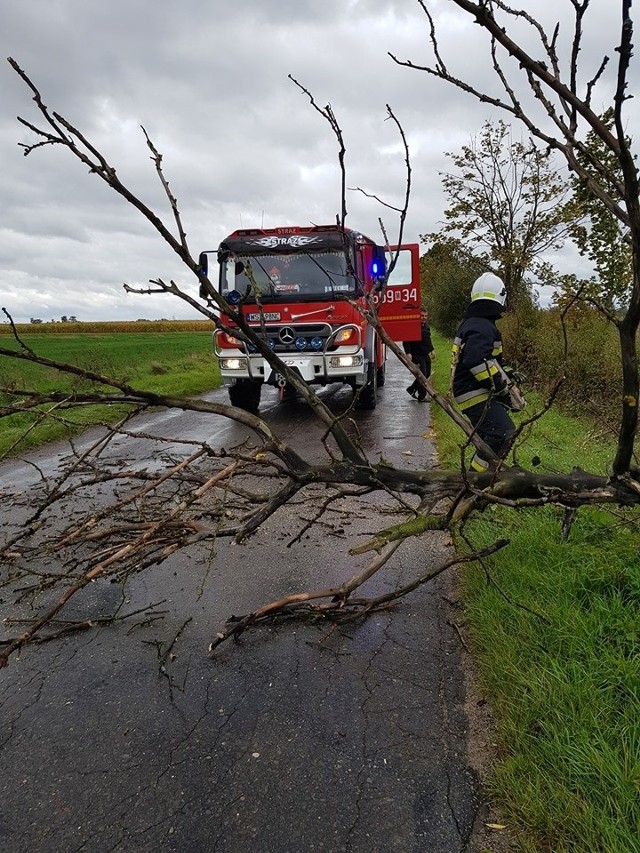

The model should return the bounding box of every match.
[374,244,421,343]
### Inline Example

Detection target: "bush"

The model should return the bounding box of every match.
[501,305,623,420]
[420,239,486,338]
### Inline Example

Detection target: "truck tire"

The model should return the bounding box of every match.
[229,379,262,414]
[355,364,377,410]
[376,362,386,387]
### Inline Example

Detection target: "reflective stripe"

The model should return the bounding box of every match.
[471,292,500,301]
[471,359,499,381]
[470,453,490,472]
[453,339,501,359]
[454,389,490,409]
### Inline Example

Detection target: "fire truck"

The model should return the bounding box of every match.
[198,225,421,413]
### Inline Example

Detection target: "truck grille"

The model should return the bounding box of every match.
[247,322,339,353]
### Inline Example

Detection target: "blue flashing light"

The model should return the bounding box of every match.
[227,289,242,305]
[295,337,307,351]
[268,339,276,350]
[371,260,382,276]
[310,336,323,351]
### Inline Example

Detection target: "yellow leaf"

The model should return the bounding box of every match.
[485,823,507,831]
[401,450,413,456]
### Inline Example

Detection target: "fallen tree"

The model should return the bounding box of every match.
[2,2,640,663]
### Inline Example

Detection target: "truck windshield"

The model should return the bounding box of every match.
[220,251,356,301]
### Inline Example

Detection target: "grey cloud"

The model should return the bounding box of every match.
[1,1,636,323]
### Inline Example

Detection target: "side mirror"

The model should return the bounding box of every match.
[198,251,210,299]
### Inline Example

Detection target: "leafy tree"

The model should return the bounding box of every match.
[568,108,633,311]
[419,237,485,337]
[391,0,640,476]
[424,119,573,308]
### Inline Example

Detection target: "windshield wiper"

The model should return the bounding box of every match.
[247,259,277,299]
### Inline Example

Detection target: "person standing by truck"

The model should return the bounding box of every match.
[404,309,435,401]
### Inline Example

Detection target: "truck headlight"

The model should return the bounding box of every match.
[220,357,248,370]
[334,328,355,344]
[329,354,363,368]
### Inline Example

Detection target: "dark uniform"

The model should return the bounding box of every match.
[404,317,434,401]
[452,299,516,472]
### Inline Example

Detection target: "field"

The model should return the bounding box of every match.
[0,319,213,335]
[0,321,220,456]
[429,330,640,853]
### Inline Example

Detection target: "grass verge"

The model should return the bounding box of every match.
[429,330,639,853]
[0,331,221,457]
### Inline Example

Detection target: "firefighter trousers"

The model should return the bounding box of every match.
[464,399,515,472]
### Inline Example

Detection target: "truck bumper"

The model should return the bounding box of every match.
[218,353,367,387]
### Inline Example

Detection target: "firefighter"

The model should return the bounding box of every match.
[404,309,435,401]
[452,273,519,472]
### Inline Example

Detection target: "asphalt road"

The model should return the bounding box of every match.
[0,356,487,853]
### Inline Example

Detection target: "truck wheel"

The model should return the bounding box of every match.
[229,379,262,414]
[376,362,386,387]
[355,364,377,410]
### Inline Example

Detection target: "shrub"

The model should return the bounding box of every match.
[420,239,486,338]
[501,305,624,421]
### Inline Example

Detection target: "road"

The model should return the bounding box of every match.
[0,356,490,853]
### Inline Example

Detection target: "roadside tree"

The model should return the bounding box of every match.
[423,119,573,309]
[391,0,640,476]
[419,237,485,337]
[566,108,634,313]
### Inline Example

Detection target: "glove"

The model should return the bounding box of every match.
[496,384,526,412]
[504,366,526,385]
[494,386,518,411]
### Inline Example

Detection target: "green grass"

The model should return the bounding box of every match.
[0,332,221,456]
[429,330,640,853]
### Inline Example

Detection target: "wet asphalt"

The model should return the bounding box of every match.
[0,356,485,853]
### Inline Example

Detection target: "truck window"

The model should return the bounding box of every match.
[386,249,413,287]
[220,251,356,300]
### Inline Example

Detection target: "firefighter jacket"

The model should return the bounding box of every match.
[452,303,509,411]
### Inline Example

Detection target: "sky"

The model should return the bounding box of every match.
[0,0,635,324]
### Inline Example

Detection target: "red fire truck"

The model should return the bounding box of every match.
[199,225,421,412]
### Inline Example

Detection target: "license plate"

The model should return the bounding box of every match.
[247,312,281,321]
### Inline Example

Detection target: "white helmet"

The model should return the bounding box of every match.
[471,273,506,305]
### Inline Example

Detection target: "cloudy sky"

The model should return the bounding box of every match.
[0,0,634,323]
